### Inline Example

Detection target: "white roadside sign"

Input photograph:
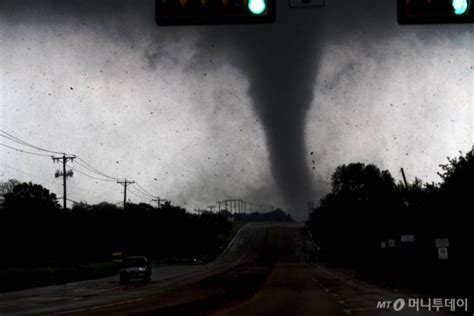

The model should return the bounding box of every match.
[401,235,415,242]
[435,238,449,248]
[438,247,449,260]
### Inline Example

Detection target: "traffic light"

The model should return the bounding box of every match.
[156,0,276,25]
[398,0,473,24]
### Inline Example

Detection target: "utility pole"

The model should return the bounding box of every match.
[151,197,165,209]
[151,197,160,209]
[208,205,216,212]
[117,179,135,209]
[52,154,76,210]
[400,168,410,207]
[400,168,409,191]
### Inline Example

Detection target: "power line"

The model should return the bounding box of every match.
[0,130,66,154]
[132,182,155,198]
[128,188,150,200]
[56,197,84,205]
[1,130,158,208]
[135,182,154,196]
[69,166,117,183]
[151,197,168,208]
[0,129,68,155]
[75,157,121,181]
[0,143,53,157]
[74,160,117,180]
[1,163,62,186]
[1,163,96,197]
[52,154,76,210]
[127,187,152,201]
[1,130,130,182]
[1,130,122,182]
[117,179,135,209]
[2,161,124,208]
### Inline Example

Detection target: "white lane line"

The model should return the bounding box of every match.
[52,297,145,315]
[117,297,145,305]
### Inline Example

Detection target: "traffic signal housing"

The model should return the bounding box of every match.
[156,0,276,26]
[398,0,473,24]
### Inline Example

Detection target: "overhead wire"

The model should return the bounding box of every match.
[75,157,122,181]
[132,182,155,198]
[127,186,153,201]
[69,166,117,183]
[1,130,161,206]
[0,129,69,155]
[1,163,62,186]
[0,143,53,158]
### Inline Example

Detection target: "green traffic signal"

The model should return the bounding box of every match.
[248,0,267,15]
[452,0,469,15]
[398,0,473,24]
[156,0,275,25]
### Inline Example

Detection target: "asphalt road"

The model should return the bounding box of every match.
[0,264,234,315]
[0,222,465,315]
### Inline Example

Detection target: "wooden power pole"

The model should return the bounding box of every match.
[52,154,76,210]
[117,179,135,209]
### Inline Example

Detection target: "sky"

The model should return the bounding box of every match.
[0,0,472,220]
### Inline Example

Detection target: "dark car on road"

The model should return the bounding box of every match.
[120,256,152,284]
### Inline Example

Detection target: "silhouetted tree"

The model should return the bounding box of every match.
[307,150,473,298]
[438,150,472,202]
[4,181,60,213]
[0,182,61,266]
[71,201,91,213]
[309,163,403,264]
[0,179,21,195]
[437,150,473,266]
[0,181,235,271]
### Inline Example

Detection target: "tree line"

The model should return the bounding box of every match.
[307,149,472,296]
[0,183,233,269]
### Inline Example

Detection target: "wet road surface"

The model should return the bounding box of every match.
[0,223,463,315]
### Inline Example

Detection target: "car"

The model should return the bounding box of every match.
[120,256,152,284]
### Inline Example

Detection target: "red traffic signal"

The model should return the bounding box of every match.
[398,0,473,24]
[156,0,276,25]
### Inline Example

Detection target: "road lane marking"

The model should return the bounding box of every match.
[52,297,145,315]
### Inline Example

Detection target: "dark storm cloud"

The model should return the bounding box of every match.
[0,0,148,16]
[191,18,321,217]
[4,0,466,220]
[0,0,395,220]
[188,1,397,218]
